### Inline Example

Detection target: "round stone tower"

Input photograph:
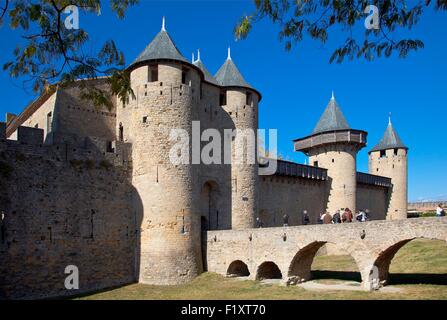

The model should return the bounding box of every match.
[368,116,408,220]
[118,19,204,284]
[294,93,367,213]
[215,48,261,229]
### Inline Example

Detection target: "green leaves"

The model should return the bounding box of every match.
[236,0,446,63]
[2,0,139,110]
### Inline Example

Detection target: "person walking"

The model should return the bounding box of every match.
[356,209,366,222]
[318,212,325,224]
[332,210,342,223]
[256,217,264,228]
[342,208,353,223]
[323,211,333,224]
[302,210,310,225]
[283,213,290,227]
[436,204,445,217]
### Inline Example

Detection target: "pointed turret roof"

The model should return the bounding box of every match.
[312,92,350,134]
[193,49,218,85]
[214,47,253,89]
[370,116,408,152]
[130,17,188,67]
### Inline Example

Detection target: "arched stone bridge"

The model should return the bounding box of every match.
[205,217,447,290]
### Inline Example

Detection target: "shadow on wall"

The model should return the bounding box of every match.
[0,140,144,300]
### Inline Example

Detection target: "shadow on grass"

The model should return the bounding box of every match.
[311,270,361,282]
[312,270,447,286]
[389,273,447,285]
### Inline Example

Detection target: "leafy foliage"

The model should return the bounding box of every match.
[235,0,447,63]
[1,0,138,109]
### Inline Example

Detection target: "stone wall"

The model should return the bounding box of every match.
[356,184,388,220]
[259,175,329,226]
[0,137,135,300]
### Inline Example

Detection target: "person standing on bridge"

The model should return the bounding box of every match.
[332,210,342,223]
[323,212,333,224]
[302,210,310,225]
[283,213,290,227]
[342,208,353,223]
[436,204,445,217]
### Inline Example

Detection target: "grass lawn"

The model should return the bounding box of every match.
[78,239,447,300]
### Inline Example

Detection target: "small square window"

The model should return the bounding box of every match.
[143,116,148,123]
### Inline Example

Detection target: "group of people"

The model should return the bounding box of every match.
[254,203,444,229]
[255,208,370,228]
[318,208,369,224]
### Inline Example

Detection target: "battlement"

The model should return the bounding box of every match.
[133,80,195,106]
[0,124,131,169]
[260,158,328,181]
[294,129,368,154]
[356,172,392,188]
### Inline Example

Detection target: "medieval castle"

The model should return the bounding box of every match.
[0,19,409,299]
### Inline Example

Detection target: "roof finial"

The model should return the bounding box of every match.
[197,49,201,62]
[388,112,392,125]
[192,52,195,63]
[227,46,231,60]
[331,90,335,100]
[161,16,166,31]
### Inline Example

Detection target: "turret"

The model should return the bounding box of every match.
[118,18,203,285]
[294,93,367,213]
[368,116,408,220]
[215,48,261,229]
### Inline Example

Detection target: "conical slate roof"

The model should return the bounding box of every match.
[130,20,188,66]
[193,53,217,85]
[313,95,350,134]
[215,48,252,89]
[370,119,407,152]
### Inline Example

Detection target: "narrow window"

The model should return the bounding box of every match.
[380,150,386,158]
[1,211,5,244]
[181,67,188,84]
[143,116,148,123]
[106,141,113,153]
[47,112,53,133]
[219,91,226,106]
[150,65,158,82]
[394,148,398,156]
[332,158,335,163]
[119,123,124,141]
[90,210,95,239]
[313,161,318,167]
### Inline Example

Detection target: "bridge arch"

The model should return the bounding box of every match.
[288,241,362,283]
[373,236,447,286]
[256,261,282,280]
[227,260,250,277]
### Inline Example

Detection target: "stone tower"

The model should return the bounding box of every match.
[294,93,367,213]
[368,116,408,220]
[215,48,261,229]
[117,18,203,285]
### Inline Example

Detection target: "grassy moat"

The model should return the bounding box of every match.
[79,239,447,300]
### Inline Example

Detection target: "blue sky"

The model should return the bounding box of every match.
[0,0,446,201]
